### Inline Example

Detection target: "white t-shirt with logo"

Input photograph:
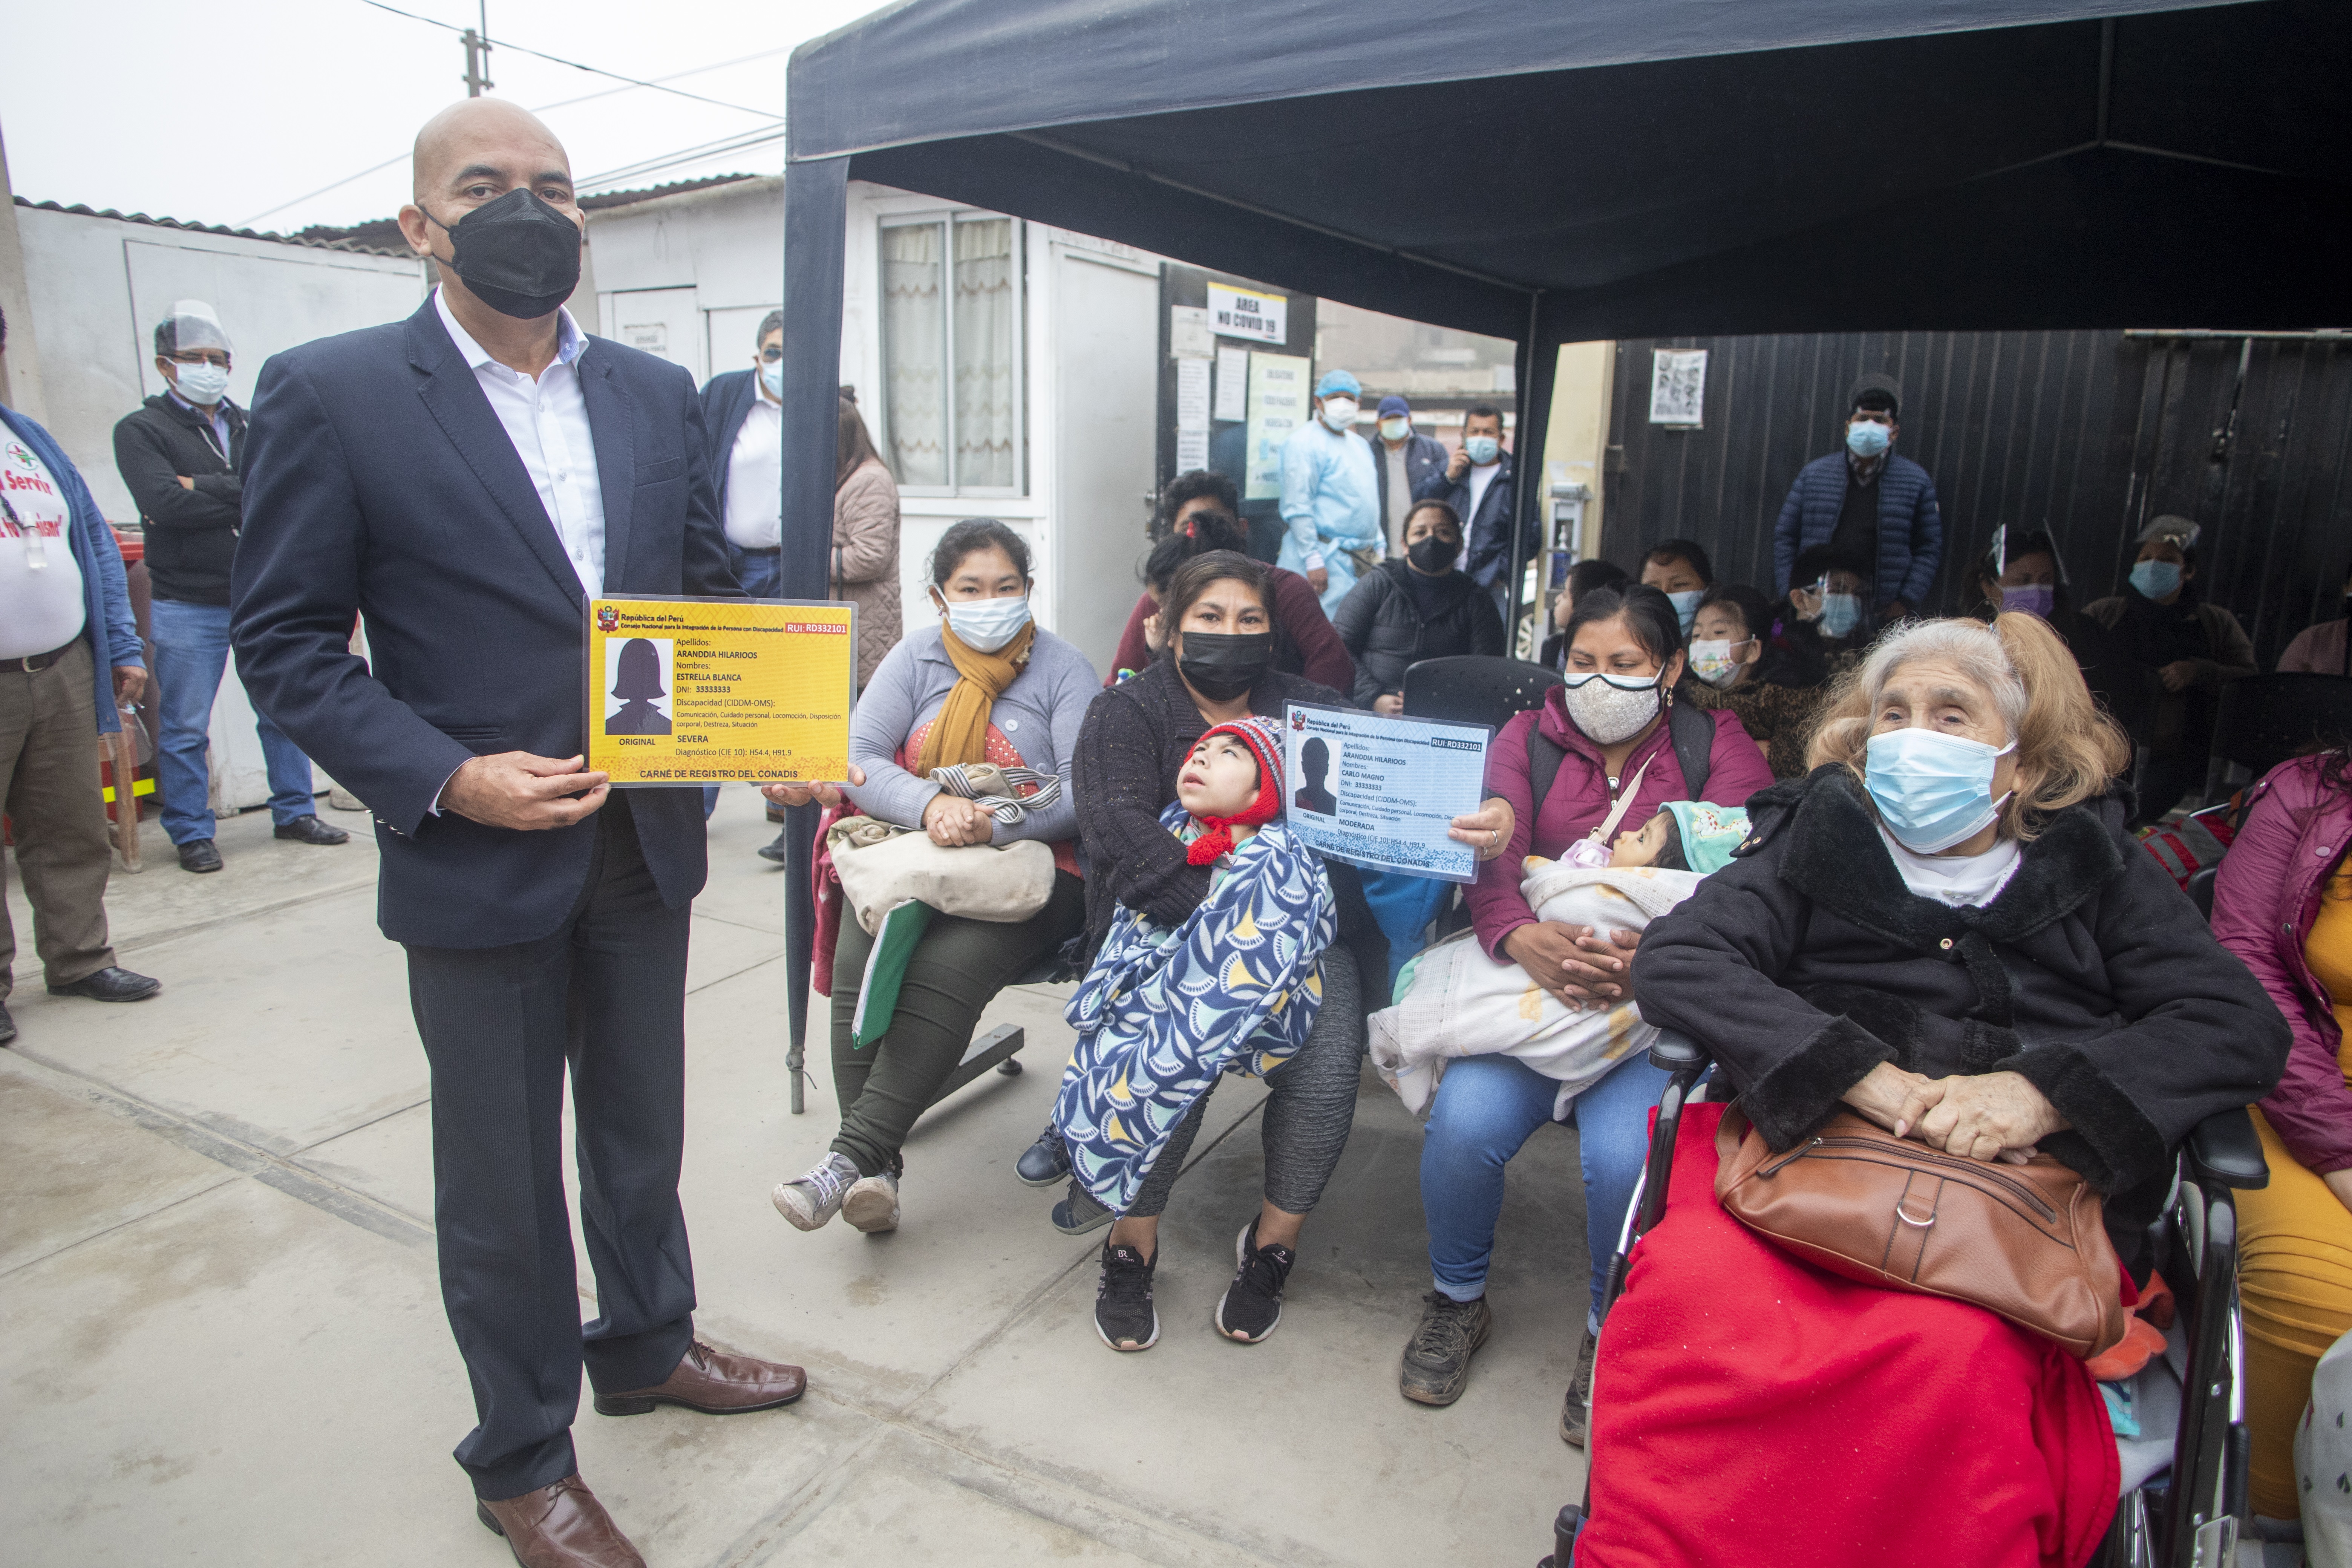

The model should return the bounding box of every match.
[0,436,88,660]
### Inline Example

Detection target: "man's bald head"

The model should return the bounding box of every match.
[412,98,571,205]
[398,98,583,301]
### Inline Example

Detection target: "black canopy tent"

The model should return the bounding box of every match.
[770,0,2350,1104]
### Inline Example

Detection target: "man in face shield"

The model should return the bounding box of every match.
[113,300,349,874]
[231,98,790,1566]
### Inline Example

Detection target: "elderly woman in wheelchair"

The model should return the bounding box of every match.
[1566,614,2289,1568]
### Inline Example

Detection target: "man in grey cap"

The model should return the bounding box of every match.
[1770,371,1943,618]
[113,300,348,873]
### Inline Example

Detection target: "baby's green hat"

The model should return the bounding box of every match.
[1664,800,1752,875]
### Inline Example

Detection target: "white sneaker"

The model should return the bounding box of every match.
[771,1152,859,1231]
[843,1171,900,1233]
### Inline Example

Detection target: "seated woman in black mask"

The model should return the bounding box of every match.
[1331,500,1504,714]
[1028,550,1517,1352]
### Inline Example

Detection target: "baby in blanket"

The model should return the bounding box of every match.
[1056,717,1336,1217]
[1369,799,1749,1119]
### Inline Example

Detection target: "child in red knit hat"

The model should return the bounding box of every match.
[1174,715,1288,872]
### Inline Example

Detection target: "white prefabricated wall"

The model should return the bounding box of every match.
[586,177,1163,676]
[12,205,429,817]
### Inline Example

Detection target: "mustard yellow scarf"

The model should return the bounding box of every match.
[914,621,1036,776]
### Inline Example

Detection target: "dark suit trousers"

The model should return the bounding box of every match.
[404,795,696,1499]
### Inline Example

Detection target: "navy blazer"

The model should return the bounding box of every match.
[231,297,738,948]
[697,367,760,524]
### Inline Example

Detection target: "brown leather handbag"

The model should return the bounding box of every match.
[1713,1102,2129,1359]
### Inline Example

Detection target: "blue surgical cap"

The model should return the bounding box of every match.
[1315,369,1361,399]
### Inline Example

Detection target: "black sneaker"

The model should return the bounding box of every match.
[1093,1241,1159,1351]
[1017,1121,1071,1187]
[1215,1220,1294,1344]
[177,839,223,873]
[1052,1178,1113,1235]
[1400,1291,1494,1406]
[1560,1327,1599,1447]
[756,827,793,865]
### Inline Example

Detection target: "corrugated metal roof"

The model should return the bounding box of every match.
[11,196,415,257]
[14,173,766,262]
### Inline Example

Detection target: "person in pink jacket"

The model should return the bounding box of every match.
[2211,745,2352,1520]
[1403,582,1773,1438]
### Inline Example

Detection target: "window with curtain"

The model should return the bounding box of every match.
[880,221,946,487]
[879,213,1023,492]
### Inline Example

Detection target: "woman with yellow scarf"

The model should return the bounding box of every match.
[767,520,1099,1236]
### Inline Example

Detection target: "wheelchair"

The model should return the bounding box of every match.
[1543,1032,2269,1568]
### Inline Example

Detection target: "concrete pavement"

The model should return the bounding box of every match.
[2,788,1594,1564]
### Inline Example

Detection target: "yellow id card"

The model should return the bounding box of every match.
[584,595,855,786]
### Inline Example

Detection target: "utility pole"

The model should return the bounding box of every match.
[461,1,493,96]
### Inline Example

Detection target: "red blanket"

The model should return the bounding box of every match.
[1576,1102,2119,1567]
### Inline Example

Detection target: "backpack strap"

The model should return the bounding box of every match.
[1526,725,1567,818]
[1527,699,1712,814]
[1668,697,1713,801]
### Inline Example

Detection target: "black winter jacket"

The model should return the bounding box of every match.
[1072,658,1388,1017]
[1634,767,2289,1248]
[113,394,246,605]
[1331,559,1504,707]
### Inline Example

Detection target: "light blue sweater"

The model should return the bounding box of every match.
[844,622,1099,842]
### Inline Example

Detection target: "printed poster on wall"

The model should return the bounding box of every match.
[1244,351,1309,501]
[1648,349,1708,427]
[584,595,854,786]
[1208,283,1288,345]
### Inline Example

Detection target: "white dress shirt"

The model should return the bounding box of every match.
[434,288,605,598]
[723,394,783,551]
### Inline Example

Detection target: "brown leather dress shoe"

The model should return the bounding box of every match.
[593,1339,807,1417]
[476,1474,643,1568]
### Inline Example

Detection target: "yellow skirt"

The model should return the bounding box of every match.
[2238,1108,2352,1520]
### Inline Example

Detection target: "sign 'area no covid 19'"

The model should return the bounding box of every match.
[584,595,856,786]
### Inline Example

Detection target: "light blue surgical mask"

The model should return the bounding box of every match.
[1463,436,1501,465]
[1666,589,1704,635]
[2129,559,2183,600]
[1845,419,1892,458]
[1819,592,1862,638]
[1378,416,1410,442]
[942,595,1032,653]
[759,360,784,400]
[1865,727,2016,854]
[172,363,231,404]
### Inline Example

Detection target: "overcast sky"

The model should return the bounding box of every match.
[3,0,883,234]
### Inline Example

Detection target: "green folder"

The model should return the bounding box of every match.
[851,900,935,1047]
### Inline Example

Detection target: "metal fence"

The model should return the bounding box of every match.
[1598,329,2352,668]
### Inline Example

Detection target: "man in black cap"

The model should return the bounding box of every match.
[1770,372,1942,618]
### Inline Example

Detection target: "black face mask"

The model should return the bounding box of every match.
[1407,535,1461,574]
[1176,631,1274,702]
[422,188,583,320]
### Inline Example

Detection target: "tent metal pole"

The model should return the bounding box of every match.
[1505,293,1554,655]
[778,154,851,1113]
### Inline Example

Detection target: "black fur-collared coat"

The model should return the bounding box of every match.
[1634,767,2289,1245]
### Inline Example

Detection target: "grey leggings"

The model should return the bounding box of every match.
[1125,945,1362,1219]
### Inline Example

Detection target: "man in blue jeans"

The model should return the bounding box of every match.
[114,301,346,872]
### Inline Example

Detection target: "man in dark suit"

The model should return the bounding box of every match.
[232,99,804,1568]
[696,310,784,597]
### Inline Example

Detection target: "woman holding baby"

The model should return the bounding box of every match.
[1399,582,1774,1426]
[1052,549,1518,1354]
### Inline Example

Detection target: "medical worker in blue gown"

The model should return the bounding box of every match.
[1277,369,1383,617]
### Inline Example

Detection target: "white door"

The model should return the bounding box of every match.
[1052,253,1159,674]
[600,287,704,384]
